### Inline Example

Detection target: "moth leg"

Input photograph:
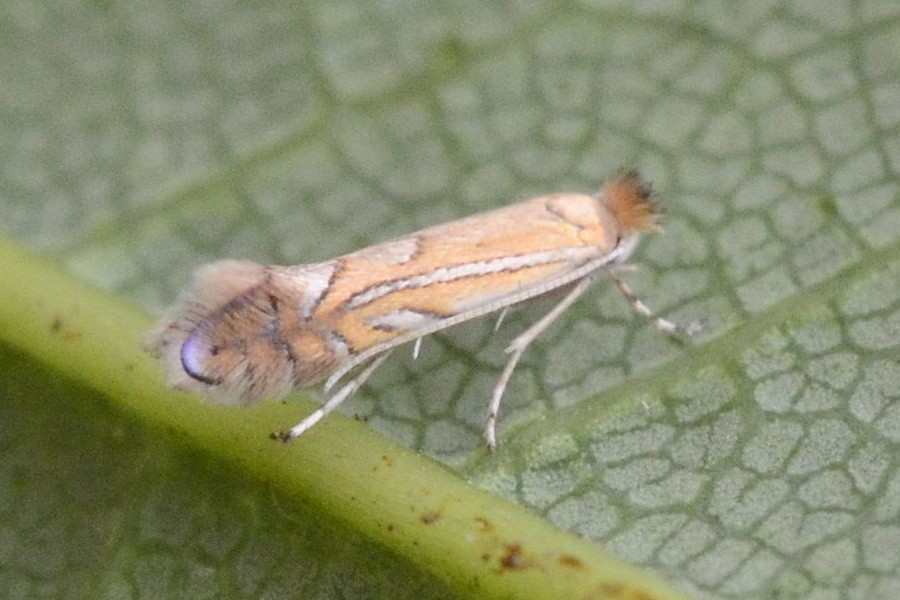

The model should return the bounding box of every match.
[273,350,393,443]
[607,270,704,336]
[485,275,596,452]
[493,307,509,332]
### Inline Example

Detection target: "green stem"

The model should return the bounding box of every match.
[0,232,693,600]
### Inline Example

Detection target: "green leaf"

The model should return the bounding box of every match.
[3,2,900,599]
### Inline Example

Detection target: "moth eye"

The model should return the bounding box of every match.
[180,330,222,385]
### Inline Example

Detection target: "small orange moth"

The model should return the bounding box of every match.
[146,171,701,450]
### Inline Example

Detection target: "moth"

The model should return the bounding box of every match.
[146,171,700,450]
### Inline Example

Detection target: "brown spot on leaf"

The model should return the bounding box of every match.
[50,315,82,341]
[499,543,531,571]
[558,553,584,570]
[473,516,493,532]
[598,583,621,597]
[420,510,442,525]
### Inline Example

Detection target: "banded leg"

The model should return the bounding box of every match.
[607,270,704,336]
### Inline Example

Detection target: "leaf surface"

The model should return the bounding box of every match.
[2,2,900,599]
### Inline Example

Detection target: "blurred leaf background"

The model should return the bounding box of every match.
[2,1,900,599]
